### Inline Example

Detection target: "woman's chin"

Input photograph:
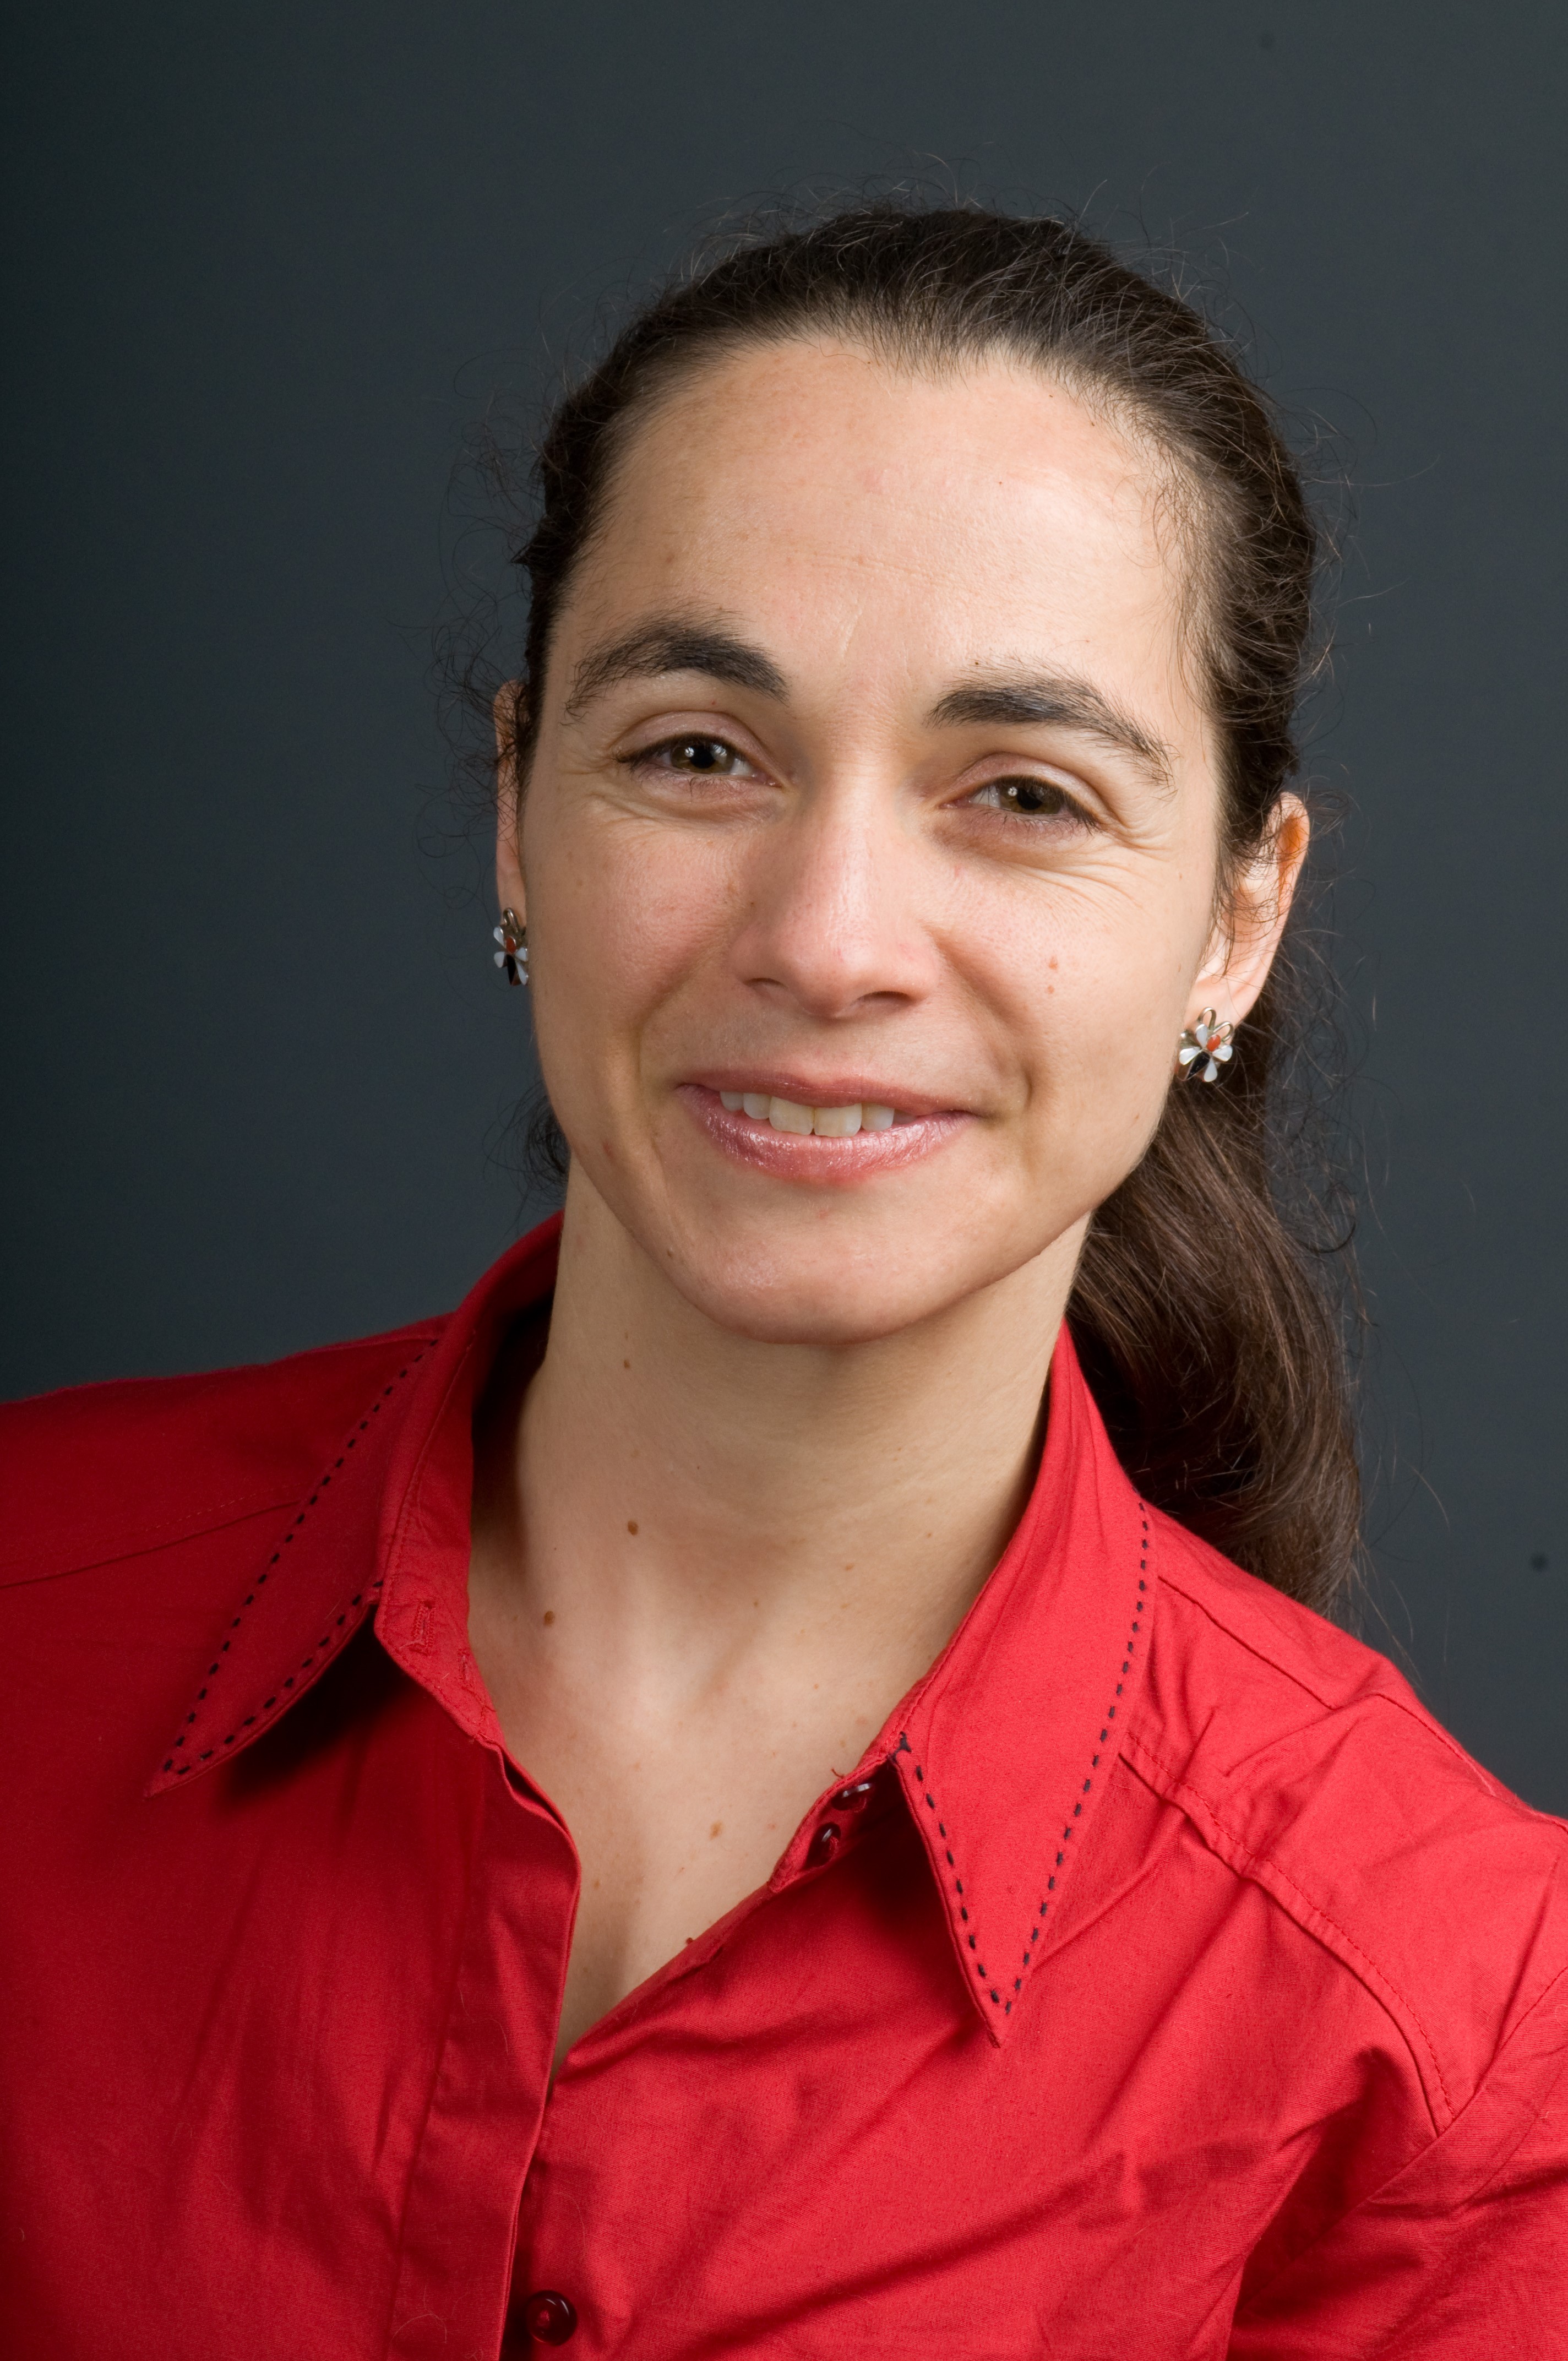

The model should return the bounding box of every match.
[675,1272,945,1349]
[649,1218,1021,1350]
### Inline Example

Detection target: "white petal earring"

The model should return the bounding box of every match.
[1177,1008,1234,1083]
[493,909,529,988]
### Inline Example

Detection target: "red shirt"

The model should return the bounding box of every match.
[3,1217,1565,2359]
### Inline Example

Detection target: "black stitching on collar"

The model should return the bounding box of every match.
[1001,1505,1152,2017]
[155,1357,426,1777]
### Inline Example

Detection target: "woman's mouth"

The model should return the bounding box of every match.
[679,1084,966,1182]
[717,1090,907,1138]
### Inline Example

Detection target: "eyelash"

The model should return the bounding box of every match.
[620,735,1095,829]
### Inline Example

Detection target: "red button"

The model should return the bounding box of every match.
[830,1780,876,1811]
[806,1821,841,1867]
[521,2290,578,2344]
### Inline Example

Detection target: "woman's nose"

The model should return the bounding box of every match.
[727,791,941,1022]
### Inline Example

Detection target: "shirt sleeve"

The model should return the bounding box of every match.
[1228,1966,1568,2359]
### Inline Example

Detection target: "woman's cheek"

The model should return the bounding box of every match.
[531,862,713,1151]
[1024,964,1179,1190]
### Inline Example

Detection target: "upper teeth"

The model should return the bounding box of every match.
[720,1092,898,1136]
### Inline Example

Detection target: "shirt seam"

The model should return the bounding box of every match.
[0,1493,305,1587]
[1121,1723,1455,2129]
[1156,1559,1493,1789]
[1,1329,448,1590]
[1231,1951,1568,2314]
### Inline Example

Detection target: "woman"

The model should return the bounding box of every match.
[3,206,1564,2358]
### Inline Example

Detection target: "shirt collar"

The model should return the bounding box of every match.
[147,1222,557,1794]
[150,1216,1155,2046]
[885,1325,1152,2040]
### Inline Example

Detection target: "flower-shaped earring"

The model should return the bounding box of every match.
[1177,1008,1234,1083]
[493,909,529,988]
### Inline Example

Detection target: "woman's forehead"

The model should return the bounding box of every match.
[560,339,1200,725]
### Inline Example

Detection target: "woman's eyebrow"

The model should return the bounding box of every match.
[929,672,1175,786]
[564,621,789,717]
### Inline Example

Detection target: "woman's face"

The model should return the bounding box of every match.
[502,341,1302,1344]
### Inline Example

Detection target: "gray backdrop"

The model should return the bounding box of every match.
[4,1,1564,1809]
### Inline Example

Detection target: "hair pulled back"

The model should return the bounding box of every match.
[503,202,1359,1615]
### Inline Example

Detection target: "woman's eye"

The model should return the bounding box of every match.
[630,735,754,777]
[970,776,1090,824]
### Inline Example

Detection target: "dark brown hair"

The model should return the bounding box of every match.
[496,202,1359,1614]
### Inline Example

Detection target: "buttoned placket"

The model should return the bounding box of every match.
[386,1751,579,2358]
[502,1759,906,2353]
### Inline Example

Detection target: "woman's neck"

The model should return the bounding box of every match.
[503,1173,1083,1702]
[470,1174,1086,2057]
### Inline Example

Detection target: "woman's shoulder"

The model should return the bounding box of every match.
[1137,1506,1551,1824]
[1126,1506,1566,2123]
[0,1316,445,1592]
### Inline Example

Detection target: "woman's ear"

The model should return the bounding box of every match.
[1188,794,1311,1029]
[494,682,527,923]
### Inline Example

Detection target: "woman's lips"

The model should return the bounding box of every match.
[678,1084,968,1183]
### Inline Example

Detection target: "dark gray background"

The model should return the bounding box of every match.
[4,2,1564,1808]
